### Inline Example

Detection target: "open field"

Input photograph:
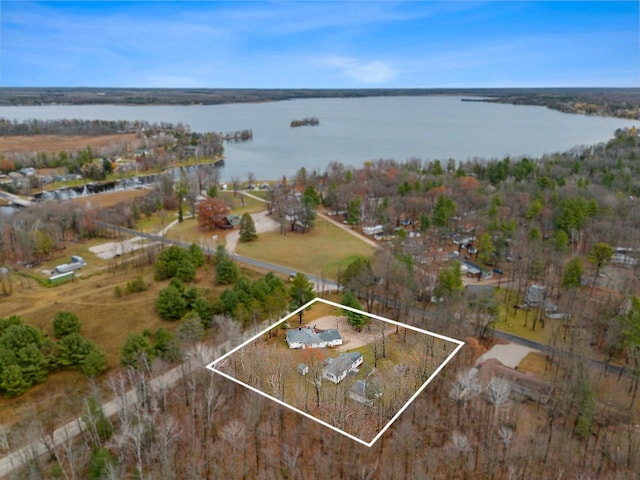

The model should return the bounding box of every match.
[0,227,235,429]
[220,191,268,215]
[0,133,138,154]
[235,217,376,280]
[67,187,151,210]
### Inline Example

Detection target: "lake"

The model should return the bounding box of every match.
[0,96,636,182]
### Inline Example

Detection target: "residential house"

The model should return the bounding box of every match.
[524,285,545,307]
[322,352,363,384]
[462,259,493,280]
[474,358,553,405]
[219,214,241,229]
[286,326,343,350]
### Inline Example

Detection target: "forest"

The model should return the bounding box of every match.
[1,87,639,119]
[0,119,639,478]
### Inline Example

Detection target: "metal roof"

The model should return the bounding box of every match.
[286,327,342,346]
[322,352,362,378]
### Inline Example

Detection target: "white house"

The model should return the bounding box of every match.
[322,352,363,384]
[286,326,343,349]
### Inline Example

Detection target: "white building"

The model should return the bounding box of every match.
[322,352,363,384]
[286,326,343,349]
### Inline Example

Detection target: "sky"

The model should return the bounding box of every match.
[0,1,638,88]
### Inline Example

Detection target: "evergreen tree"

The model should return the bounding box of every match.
[155,246,191,281]
[58,333,93,368]
[562,257,584,289]
[288,273,316,324]
[346,197,361,227]
[80,347,107,377]
[153,328,182,362]
[477,233,496,265]
[52,311,82,339]
[188,243,205,267]
[120,334,155,368]
[176,259,196,283]
[342,290,368,331]
[216,258,239,285]
[0,364,30,398]
[239,213,258,242]
[434,261,464,300]
[587,242,613,286]
[432,195,456,228]
[156,285,188,320]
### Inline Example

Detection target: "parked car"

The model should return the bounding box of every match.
[493,268,504,275]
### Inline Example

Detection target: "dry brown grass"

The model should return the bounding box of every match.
[517,352,550,377]
[0,261,213,427]
[66,188,151,209]
[0,133,138,154]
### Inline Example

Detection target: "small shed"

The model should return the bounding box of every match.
[297,363,308,376]
[350,379,383,406]
[70,255,87,265]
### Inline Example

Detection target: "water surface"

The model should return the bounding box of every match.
[1,96,635,181]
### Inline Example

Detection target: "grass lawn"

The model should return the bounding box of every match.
[493,309,556,344]
[221,191,269,215]
[162,192,268,246]
[492,287,556,344]
[235,218,376,280]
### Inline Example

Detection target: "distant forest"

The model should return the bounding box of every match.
[1,87,639,120]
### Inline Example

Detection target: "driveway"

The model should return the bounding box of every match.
[474,343,537,369]
[310,315,396,352]
[225,211,279,254]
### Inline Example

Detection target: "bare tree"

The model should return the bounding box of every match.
[486,377,512,424]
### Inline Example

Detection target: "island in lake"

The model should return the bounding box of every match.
[290,117,319,127]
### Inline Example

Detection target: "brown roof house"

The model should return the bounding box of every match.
[475,358,553,405]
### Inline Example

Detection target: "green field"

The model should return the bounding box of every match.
[235,218,376,280]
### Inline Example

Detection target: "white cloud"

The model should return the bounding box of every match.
[316,56,399,84]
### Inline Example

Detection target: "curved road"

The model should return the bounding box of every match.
[1,217,628,477]
[96,220,626,376]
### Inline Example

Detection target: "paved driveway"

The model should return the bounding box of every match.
[474,343,537,369]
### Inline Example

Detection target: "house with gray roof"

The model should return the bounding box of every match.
[322,352,363,384]
[350,379,383,406]
[286,326,343,349]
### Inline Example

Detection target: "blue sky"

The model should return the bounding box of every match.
[1,1,638,88]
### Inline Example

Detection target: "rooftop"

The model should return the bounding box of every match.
[286,327,342,346]
[323,352,363,377]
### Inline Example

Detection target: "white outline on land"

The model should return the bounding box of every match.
[206,297,464,447]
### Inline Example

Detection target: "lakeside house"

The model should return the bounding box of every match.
[322,352,363,384]
[286,326,343,349]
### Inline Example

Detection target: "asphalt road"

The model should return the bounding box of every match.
[1,220,629,477]
[94,221,339,293]
[95,220,626,377]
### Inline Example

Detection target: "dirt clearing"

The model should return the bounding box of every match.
[0,133,138,154]
[310,315,396,352]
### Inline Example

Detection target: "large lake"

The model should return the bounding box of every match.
[1,96,636,181]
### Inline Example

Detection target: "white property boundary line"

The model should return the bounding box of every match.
[206,297,464,447]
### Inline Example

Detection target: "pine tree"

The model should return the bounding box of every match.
[239,213,258,242]
[342,290,368,331]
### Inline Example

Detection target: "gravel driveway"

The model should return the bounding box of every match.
[225,211,279,253]
[310,315,396,352]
